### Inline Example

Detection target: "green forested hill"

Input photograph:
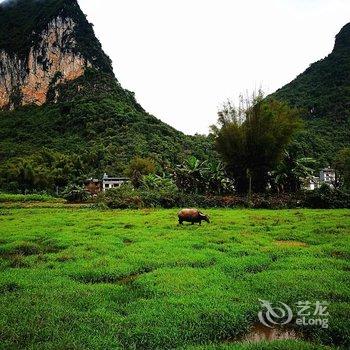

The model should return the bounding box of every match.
[0,0,212,191]
[0,70,210,169]
[272,23,350,164]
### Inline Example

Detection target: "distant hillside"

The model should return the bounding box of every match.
[272,23,350,164]
[0,0,212,191]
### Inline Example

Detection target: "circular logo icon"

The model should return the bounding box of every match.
[258,299,293,328]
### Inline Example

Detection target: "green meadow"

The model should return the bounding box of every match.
[0,207,349,350]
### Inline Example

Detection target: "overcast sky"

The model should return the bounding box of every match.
[37,1,350,134]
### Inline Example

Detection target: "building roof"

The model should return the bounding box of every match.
[102,173,129,181]
[103,177,129,181]
[84,178,100,184]
[304,176,319,184]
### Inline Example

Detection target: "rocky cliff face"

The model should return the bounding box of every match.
[0,15,92,109]
[0,0,114,110]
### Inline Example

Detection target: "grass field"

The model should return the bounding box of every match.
[0,207,349,349]
[0,193,64,203]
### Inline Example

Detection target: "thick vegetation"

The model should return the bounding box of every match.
[97,182,350,210]
[0,193,62,203]
[0,207,349,349]
[0,69,214,193]
[211,93,301,193]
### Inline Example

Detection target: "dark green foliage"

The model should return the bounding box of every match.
[0,150,85,193]
[126,157,156,188]
[334,147,350,190]
[98,184,143,209]
[303,184,350,209]
[212,94,301,193]
[272,23,350,164]
[98,183,349,209]
[61,184,90,203]
[174,156,233,195]
[271,150,317,193]
[174,156,209,194]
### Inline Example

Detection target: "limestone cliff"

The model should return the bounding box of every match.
[0,0,113,109]
[0,16,91,109]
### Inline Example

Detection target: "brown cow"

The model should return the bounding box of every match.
[178,208,210,225]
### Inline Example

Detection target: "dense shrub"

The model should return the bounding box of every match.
[98,185,302,209]
[97,183,349,209]
[249,194,302,209]
[62,185,90,203]
[303,184,350,209]
[98,185,143,209]
[141,189,179,209]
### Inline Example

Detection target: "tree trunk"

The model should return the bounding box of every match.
[247,169,252,204]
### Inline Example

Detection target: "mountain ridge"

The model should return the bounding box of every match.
[271,22,350,163]
[0,0,212,189]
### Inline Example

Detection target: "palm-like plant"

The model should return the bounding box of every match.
[142,173,176,191]
[174,157,234,195]
[272,151,316,193]
[174,156,208,194]
[205,162,234,195]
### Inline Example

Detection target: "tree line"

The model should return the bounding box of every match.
[1,92,349,197]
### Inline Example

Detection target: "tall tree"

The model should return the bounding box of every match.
[211,92,301,193]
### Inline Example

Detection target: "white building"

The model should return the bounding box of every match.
[319,167,336,187]
[102,173,129,191]
[303,176,320,191]
[302,167,336,190]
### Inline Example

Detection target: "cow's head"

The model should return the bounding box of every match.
[200,213,210,223]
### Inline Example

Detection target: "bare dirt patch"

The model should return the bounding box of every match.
[275,240,308,247]
[72,267,155,285]
[123,238,134,245]
[118,273,139,285]
[244,323,300,342]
